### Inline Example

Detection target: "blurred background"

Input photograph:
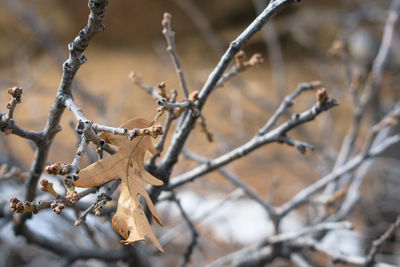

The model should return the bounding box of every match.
[0,0,399,266]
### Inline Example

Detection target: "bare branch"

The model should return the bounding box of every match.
[159,0,300,178]
[365,216,400,266]
[21,225,150,265]
[168,97,337,190]
[259,81,321,135]
[278,133,400,217]
[290,253,314,267]
[370,0,399,88]
[13,0,110,235]
[253,0,287,100]
[162,13,190,99]
[182,149,276,216]
[169,193,199,267]
[291,238,367,265]
[23,0,110,204]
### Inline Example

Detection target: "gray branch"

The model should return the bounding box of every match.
[168,98,337,190]
[158,0,299,178]
[14,0,109,235]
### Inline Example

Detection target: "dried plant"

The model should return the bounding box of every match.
[0,0,399,266]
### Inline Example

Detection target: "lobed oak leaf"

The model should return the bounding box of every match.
[75,118,164,252]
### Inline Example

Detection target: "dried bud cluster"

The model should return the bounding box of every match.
[64,178,79,203]
[45,163,71,175]
[158,82,168,99]
[94,203,103,216]
[7,87,22,103]
[162,12,172,27]
[93,193,113,216]
[40,179,59,198]
[10,197,36,214]
[316,88,329,105]
[3,86,23,127]
[66,190,79,204]
[235,50,264,70]
[189,91,199,102]
[246,53,264,67]
[235,50,246,68]
[137,124,164,139]
[50,202,65,214]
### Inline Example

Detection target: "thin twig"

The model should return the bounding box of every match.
[169,193,199,267]
[157,0,300,182]
[168,97,337,190]
[365,216,400,266]
[253,0,287,100]
[162,13,190,99]
[182,149,276,217]
[278,133,400,217]
[259,81,321,135]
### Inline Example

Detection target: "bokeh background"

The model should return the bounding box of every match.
[0,0,399,266]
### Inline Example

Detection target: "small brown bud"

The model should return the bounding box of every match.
[328,40,344,57]
[189,91,199,101]
[8,87,23,102]
[128,71,136,80]
[162,13,172,27]
[158,82,166,89]
[158,82,168,99]
[316,88,329,105]
[66,190,79,204]
[236,50,246,60]
[235,50,247,69]
[51,202,65,214]
[152,124,163,136]
[16,202,24,213]
[247,53,264,66]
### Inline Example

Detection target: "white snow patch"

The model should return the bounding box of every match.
[157,190,303,245]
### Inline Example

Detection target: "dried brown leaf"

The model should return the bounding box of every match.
[75,118,164,252]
